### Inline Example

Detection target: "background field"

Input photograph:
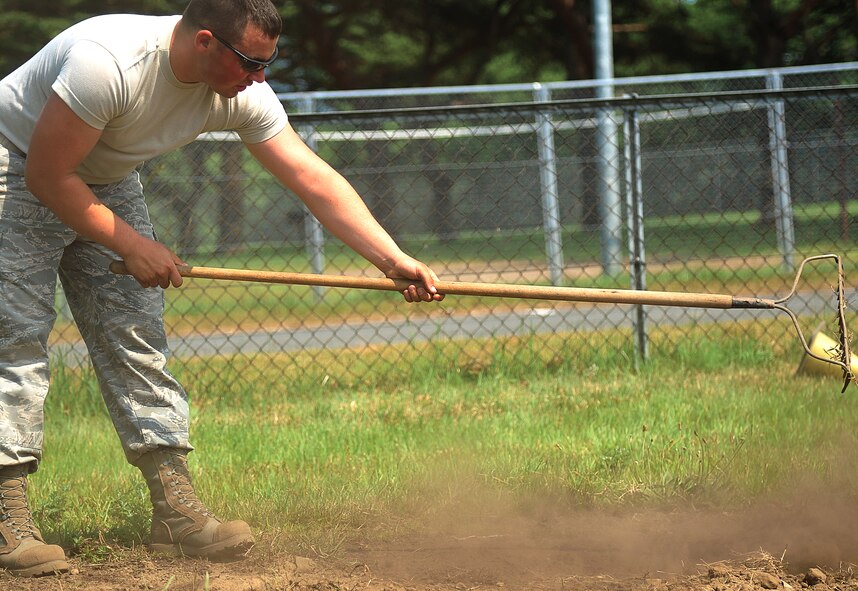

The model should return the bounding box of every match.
[46,80,858,394]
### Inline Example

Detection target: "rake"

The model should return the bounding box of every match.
[110,253,854,391]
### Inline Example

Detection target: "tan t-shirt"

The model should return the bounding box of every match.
[0,14,288,184]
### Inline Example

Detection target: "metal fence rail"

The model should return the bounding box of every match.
[49,65,858,390]
[276,62,858,109]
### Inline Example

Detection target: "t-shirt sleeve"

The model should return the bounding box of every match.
[232,82,289,144]
[51,41,126,130]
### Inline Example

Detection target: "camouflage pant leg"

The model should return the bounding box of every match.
[59,172,192,463]
[0,146,73,469]
[0,150,191,468]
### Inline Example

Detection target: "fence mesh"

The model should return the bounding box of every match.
[49,75,858,392]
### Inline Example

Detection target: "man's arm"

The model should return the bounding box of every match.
[245,124,442,302]
[24,92,184,288]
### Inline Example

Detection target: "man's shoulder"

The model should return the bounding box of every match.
[60,14,180,67]
[66,13,179,37]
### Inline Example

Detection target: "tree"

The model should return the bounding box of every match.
[2,0,854,86]
[272,0,856,91]
[0,1,182,77]
[618,0,857,73]
[276,0,544,89]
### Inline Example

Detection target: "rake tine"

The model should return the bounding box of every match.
[769,254,853,392]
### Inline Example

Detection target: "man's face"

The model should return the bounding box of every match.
[203,24,278,98]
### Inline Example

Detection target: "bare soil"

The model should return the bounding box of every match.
[4,491,858,591]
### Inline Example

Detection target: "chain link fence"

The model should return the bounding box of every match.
[50,64,858,390]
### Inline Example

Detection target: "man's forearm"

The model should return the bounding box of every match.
[25,172,142,258]
[306,188,405,273]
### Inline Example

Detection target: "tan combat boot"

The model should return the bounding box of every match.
[0,464,69,577]
[133,448,254,558]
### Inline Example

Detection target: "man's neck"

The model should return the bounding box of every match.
[168,21,201,84]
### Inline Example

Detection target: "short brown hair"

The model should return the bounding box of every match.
[182,0,282,42]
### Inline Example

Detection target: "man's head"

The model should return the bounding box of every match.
[178,0,282,97]
[182,0,282,43]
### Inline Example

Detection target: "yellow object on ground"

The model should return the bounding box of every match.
[797,332,857,379]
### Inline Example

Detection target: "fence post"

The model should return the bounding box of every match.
[595,109,624,278]
[592,0,623,278]
[533,84,565,286]
[298,95,327,299]
[765,72,796,272]
[623,104,648,363]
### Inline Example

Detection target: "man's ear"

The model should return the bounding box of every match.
[194,29,215,52]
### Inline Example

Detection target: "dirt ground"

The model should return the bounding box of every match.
[4,489,858,591]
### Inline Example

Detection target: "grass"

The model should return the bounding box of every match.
[32,318,858,561]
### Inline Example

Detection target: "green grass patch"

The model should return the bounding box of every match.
[34,321,858,560]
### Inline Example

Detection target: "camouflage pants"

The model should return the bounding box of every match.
[0,144,191,471]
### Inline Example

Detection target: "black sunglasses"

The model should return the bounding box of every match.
[207,29,279,72]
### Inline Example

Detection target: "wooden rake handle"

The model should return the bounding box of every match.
[109,255,854,390]
[109,261,774,310]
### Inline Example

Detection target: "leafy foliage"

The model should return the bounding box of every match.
[0,1,184,77]
[0,0,854,88]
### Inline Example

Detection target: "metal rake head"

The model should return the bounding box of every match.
[773,254,853,392]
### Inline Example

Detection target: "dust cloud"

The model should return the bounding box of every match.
[346,469,858,587]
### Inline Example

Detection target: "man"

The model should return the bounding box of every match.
[0,0,443,577]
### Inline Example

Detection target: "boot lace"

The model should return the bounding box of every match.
[0,474,39,541]
[161,454,216,518]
